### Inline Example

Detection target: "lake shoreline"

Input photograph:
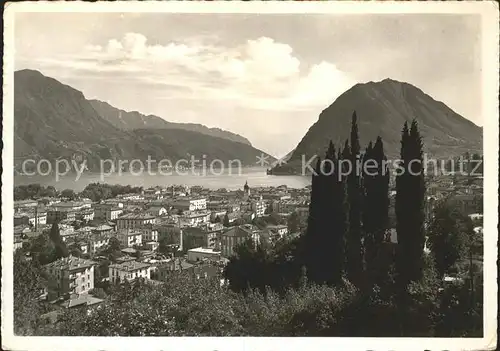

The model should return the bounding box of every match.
[14,167,312,192]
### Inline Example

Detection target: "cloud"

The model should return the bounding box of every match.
[290,61,353,107]
[21,32,355,112]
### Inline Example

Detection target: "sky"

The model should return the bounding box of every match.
[14,12,482,158]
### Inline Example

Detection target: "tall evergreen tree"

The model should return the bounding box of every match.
[304,157,322,283]
[362,141,376,270]
[408,120,426,280]
[223,213,230,227]
[395,119,426,288]
[318,142,336,284]
[362,137,390,277]
[322,141,345,285]
[341,139,351,274]
[372,137,390,249]
[49,222,69,259]
[396,122,410,288]
[346,111,363,283]
[303,141,347,286]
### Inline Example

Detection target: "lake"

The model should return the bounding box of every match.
[14,167,311,192]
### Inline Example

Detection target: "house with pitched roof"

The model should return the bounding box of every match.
[221,224,261,257]
[109,261,151,284]
[44,256,97,300]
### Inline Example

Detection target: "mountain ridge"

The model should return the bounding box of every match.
[89,99,253,146]
[14,69,274,172]
[271,78,482,174]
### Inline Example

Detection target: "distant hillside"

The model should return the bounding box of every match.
[270,149,295,167]
[271,78,482,174]
[14,69,273,172]
[89,99,252,146]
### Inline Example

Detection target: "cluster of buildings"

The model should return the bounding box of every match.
[15,171,485,319]
[15,181,308,308]
[424,174,483,218]
[19,173,482,301]
[386,174,484,245]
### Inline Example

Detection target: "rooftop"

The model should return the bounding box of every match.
[267,224,288,230]
[93,224,113,232]
[224,225,255,238]
[117,213,155,220]
[109,260,150,271]
[44,256,96,271]
[53,201,84,208]
[63,294,104,309]
[115,255,136,263]
[15,209,47,217]
[157,259,194,271]
[117,229,142,236]
[147,205,166,210]
[14,199,38,206]
[188,247,221,255]
[172,196,206,202]
[182,211,211,218]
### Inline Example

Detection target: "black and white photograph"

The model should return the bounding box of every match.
[2,2,498,351]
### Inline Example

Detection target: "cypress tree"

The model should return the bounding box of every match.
[396,119,426,288]
[304,141,347,286]
[346,111,363,283]
[396,122,410,288]
[305,157,322,283]
[223,213,230,227]
[49,222,69,259]
[372,137,390,250]
[319,143,335,284]
[362,141,376,271]
[373,136,390,246]
[408,120,426,281]
[341,139,351,275]
[363,137,390,276]
[323,141,345,285]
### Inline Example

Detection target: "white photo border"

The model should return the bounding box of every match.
[2,1,498,350]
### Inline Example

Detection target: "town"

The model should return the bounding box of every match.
[14,181,308,311]
[13,168,483,322]
[6,6,496,348]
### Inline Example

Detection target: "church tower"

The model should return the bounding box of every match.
[244,181,250,196]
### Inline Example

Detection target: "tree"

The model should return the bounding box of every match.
[68,243,83,257]
[95,259,111,284]
[287,211,300,233]
[79,183,112,202]
[473,194,483,213]
[396,120,426,288]
[134,250,143,260]
[223,213,230,227]
[49,222,69,259]
[302,140,347,286]
[61,189,76,200]
[14,251,45,335]
[224,238,270,293]
[29,233,57,265]
[320,141,346,285]
[304,157,322,284]
[362,136,390,278]
[224,233,306,294]
[14,184,58,201]
[264,205,273,215]
[108,237,121,253]
[427,202,468,277]
[346,111,363,284]
[362,141,375,268]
